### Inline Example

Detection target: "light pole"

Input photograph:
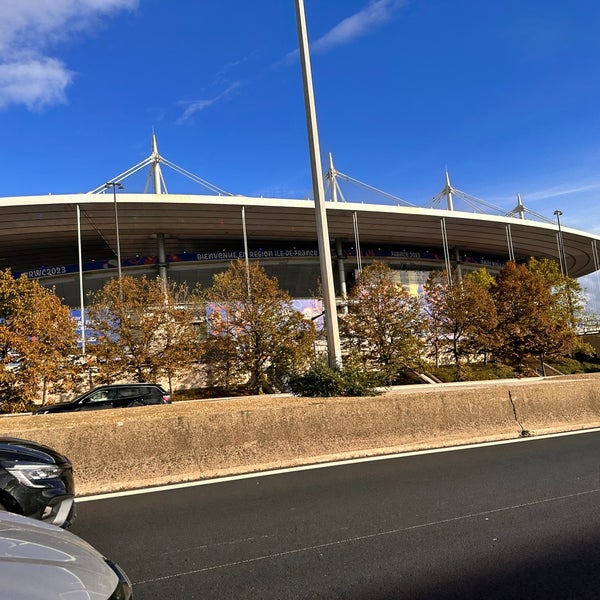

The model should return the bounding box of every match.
[105,182,124,281]
[554,209,575,326]
[295,0,342,368]
[554,209,568,276]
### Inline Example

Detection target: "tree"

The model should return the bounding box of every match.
[420,270,448,368]
[0,270,79,412]
[87,275,202,387]
[422,268,498,378]
[527,257,585,327]
[492,261,576,373]
[339,262,425,384]
[202,260,316,393]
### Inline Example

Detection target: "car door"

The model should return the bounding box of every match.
[76,388,115,411]
[113,386,146,408]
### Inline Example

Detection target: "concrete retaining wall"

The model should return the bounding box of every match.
[1,373,600,496]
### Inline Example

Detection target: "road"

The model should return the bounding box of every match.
[71,431,600,599]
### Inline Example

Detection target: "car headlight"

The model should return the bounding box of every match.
[4,463,62,488]
[106,560,133,600]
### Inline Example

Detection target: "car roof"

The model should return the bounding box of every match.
[94,383,162,388]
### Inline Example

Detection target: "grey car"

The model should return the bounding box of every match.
[0,510,133,599]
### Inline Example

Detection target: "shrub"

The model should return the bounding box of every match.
[289,360,378,397]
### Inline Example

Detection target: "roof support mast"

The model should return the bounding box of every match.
[150,133,168,288]
[151,132,163,194]
[445,169,454,211]
[329,153,338,203]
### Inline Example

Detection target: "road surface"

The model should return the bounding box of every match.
[72,431,600,599]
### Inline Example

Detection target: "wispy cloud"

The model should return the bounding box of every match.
[521,182,600,203]
[176,82,241,125]
[312,0,407,53]
[283,0,407,64]
[0,0,138,111]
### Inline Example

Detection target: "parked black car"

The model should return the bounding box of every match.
[33,383,172,414]
[0,437,75,528]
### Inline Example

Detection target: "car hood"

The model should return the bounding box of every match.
[32,401,75,414]
[0,437,71,468]
[0,511,119,599]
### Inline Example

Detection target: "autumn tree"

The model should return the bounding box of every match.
[422,268,498,378]
[0,270,79,412]
[339,262,425,384]
[87,275,202,387]
[202,260,316,393]
[420,270,448,368]
[492,261,576,373]
[527,257,586,327]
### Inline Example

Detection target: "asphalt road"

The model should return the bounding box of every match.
[71,431,600,599]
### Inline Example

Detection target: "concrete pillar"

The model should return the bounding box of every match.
[157,233,167,290]
[335,239,348,314]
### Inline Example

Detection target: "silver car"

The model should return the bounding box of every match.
[0,510,133,599]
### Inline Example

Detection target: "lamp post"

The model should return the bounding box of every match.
[105,182,124,281]
[554,209,568,276]
[554,209,575,326]
[295,0,342,368]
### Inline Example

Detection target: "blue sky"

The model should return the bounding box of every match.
[1,0,600,303]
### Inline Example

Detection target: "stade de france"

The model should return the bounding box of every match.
[3,136,600,321]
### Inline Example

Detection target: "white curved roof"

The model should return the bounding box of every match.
[1,193,598,278]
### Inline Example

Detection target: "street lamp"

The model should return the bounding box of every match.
[105,182,124,281]
[554,209,568,276]
[295,0,342,368]
[554,208,575,327]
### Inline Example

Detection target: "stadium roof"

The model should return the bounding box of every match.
[0,192,598,278]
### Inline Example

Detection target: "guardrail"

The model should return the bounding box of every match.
[1,373,600,496]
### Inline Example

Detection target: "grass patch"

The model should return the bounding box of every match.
[428,363,519,383]
[547,355,600,375]
[172,385,259,401]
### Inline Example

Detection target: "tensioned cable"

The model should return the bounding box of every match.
[160,158,233,196]
[334,171,415,207]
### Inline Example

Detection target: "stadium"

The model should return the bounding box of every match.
[3,136,600,316]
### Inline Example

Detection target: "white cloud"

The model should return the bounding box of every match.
[311,0,407,53]
[0,0,138,111]
[176,82,241,125]
[0,57,73,110]
[522,182,600,203]
[283,0,406,63]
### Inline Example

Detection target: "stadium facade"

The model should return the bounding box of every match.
[3,137,600,310]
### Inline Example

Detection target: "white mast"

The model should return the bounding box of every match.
[328,153,338,203]
[151,132,164,194]
[516,193,525,219]
[445,169,454,211]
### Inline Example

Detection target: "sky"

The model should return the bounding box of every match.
[1,0,600,303]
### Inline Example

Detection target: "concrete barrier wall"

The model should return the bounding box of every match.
[1,373,600,496]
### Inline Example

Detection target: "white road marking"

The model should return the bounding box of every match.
[134,487,600,585]
[77,426,600,503]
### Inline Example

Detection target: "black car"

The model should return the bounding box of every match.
[0,437,75,528]
[33,383,172,414]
